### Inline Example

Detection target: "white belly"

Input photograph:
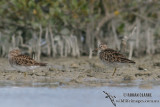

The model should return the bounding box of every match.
[101,59,131,68]
[12,65,39,72]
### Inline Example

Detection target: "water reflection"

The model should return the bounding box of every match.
[0,80,160,107]
[0,80,160,88]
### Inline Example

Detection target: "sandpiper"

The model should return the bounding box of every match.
[8,48,47,72]
[92,44,135,76]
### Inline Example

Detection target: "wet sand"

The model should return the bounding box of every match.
[0,55,160,87]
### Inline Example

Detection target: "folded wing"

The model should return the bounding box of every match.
[101,48,135,63]
[13,55,47,66]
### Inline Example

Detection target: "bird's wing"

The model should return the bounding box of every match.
[104,48,125,58]
[13,55,39,66]
[102,48,135,63]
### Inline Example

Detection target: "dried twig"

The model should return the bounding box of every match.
[37,25,42,61]
[12,34,16,48]
[45,27,51,56]
[49,26,57,57]
[112,21,120,50]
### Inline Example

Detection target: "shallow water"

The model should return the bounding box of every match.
[0,80,160,107]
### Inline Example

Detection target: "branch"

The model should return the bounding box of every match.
[132,12,156,24]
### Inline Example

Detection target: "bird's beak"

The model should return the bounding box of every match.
[92,48,98,53]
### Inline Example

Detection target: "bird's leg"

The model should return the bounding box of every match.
[24,72,26,77]
[112,68,117,76]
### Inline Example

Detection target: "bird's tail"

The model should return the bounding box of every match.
[121,58,135,64]
[36,62,47,66]
[128,60,135,64]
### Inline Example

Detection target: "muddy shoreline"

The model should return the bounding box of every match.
[0,55,160,87]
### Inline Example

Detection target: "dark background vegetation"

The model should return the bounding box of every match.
[0,0,160,60]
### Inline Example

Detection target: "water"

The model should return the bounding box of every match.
[0,80,160,107]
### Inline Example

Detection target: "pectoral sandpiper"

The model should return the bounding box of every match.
[8,48,47,72]
[92,44,135,76]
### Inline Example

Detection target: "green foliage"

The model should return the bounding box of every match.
[0,0,159,38]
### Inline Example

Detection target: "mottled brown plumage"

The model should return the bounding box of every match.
[8,48,47,71]
[93,44,135,76]
[99,48,135,64]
